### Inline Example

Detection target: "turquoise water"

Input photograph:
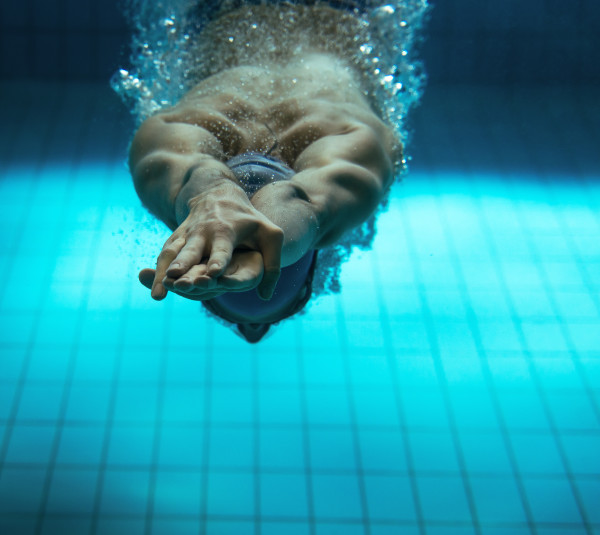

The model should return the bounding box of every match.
[0,82,599,534]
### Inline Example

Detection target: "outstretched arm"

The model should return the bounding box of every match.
[130,111,284,300]
[250,121,396,263]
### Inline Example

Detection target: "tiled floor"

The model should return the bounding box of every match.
[0,82,599,535]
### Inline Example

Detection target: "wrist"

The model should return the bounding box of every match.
[175,167,244,224]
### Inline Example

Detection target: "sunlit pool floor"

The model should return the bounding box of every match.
[0,82,599,535]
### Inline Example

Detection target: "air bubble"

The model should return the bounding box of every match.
[113,0,430,165]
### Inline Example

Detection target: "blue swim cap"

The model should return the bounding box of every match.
[202,152,318,343]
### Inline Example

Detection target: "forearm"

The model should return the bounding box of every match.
[250,182,320,267]
[174,162,242,225]
[255,162,387,256]
[281,124,393,249]
[132,152,240,229]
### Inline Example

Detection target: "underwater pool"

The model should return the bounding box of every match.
[0,80,598,535]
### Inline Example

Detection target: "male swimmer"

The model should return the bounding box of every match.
[129,2,400,342]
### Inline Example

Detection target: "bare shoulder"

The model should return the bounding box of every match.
[276,96,397,166]
[132,53,397,164]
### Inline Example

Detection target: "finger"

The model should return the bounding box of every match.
[139,269,155,290]
[206,238,235,278]
[173,264,215,292]
[162,277,177,291]
[166,235,205,279]
[162,285,227,302]
[256,229,283,300]
[257,268,281,301]
[219,251,264,291]
[153,236,185,300]
[163,274,226,301]
[189,264,216,287]
[219,273,260,292]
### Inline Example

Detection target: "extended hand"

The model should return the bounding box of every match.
[143,182,284,301]
[139,249,265,301]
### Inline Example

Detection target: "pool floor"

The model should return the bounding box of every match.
[0,82,599,535]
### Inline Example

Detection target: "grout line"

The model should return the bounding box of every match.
[0,85,70,483]
[335,296,371,535]
[253,343,261,535]
[467,88,594,534]
[429,91,539,535]
[296,320,316,535]
[32,84,113,535]
[503,95,595,534]
[198,319,215,534]
[89,276,130,529]
[397,192,483,535]
[142,299,172,535]
[370,249,427,535]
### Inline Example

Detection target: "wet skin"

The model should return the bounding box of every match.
[129,53,398,302]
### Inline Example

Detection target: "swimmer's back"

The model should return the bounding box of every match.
[166,54,395,166]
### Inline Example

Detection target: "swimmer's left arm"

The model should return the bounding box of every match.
[251,122,395,260]
[129,112,234,228]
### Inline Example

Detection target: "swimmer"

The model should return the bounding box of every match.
[129,2,400,342]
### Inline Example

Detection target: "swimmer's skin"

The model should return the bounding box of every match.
[130,54,397,301]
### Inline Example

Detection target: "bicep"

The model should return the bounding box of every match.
[128,114,228,226]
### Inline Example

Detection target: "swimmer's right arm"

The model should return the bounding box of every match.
[129,112,233,229]
[129,113,284,300]
[251,121,395,262]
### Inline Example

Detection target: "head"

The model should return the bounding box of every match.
[203,250,318,343]
[202,151,317,343]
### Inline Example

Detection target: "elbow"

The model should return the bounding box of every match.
[130,151,184,218]
[130,151,171,196]
[330,161,387,208]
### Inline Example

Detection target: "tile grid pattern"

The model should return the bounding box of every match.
[425,86,600,532]
[369,252,427,534]
[31,86,114,535]
[423,89,589,533]
[0,83,599,535]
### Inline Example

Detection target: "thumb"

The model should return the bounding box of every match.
[139,269,156,290]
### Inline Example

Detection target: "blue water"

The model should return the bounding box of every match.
[1,60,600,535]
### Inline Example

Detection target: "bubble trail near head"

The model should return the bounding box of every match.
[112,0,429,152]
